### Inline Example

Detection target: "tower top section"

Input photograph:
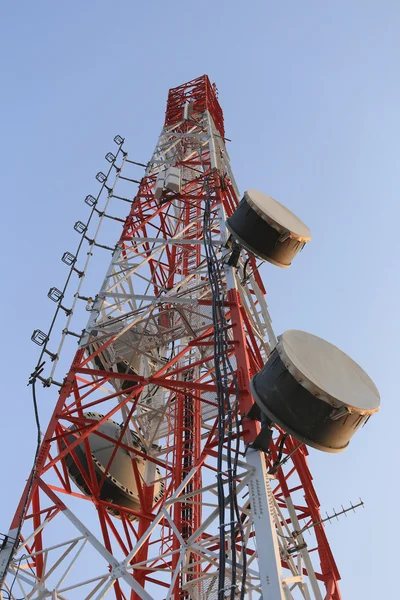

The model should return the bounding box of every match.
[164,74,225,137]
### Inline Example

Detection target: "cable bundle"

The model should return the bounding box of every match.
[202,172,247,600]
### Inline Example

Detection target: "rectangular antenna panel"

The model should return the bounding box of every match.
[165,167,181,193]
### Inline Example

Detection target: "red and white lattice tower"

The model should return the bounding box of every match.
[0,76,343,600]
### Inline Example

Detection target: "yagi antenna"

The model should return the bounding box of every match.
[294,499,365,537]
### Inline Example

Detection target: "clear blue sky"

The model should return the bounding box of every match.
[1,1,398,597]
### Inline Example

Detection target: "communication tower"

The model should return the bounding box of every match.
[0,75,379,600]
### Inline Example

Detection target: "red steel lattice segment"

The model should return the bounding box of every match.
[164,74,225,138]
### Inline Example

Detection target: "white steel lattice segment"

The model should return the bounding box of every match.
[0,76,341,600]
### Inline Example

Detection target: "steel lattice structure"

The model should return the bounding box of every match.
[0,75,342,600]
